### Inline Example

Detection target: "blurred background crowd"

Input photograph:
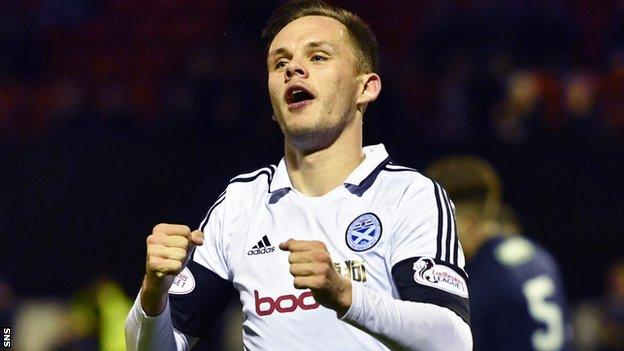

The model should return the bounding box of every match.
[0,0,622,350]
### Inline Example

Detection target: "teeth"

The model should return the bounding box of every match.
[287,87,312,104]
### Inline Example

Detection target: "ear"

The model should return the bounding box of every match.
[356,73,382,106]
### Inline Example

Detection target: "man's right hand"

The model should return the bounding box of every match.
[140,223,204,316]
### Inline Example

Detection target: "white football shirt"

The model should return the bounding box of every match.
[143,143,469,350]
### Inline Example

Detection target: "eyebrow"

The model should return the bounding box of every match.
[268,40,338,58]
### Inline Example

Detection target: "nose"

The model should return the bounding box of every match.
[285,59,308,81]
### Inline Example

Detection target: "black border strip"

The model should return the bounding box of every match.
[199,195,226,232]
[433,181,444,261]
[442,188,453,263]
[345,156,392,196]
[383,164,418,172]
[229,167,275,185]
[450,198,459,264]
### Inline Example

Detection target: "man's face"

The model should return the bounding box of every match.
[267,16,362,151]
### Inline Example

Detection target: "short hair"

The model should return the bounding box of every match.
[426,156,502,220]
[261,0,379,74]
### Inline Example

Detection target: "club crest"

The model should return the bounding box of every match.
[345,213,382,252]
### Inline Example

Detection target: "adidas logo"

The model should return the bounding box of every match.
[247,235,275,256]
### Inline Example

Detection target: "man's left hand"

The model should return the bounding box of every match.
[279,239,352,316]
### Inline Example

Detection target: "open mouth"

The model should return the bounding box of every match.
[285,85,315,108]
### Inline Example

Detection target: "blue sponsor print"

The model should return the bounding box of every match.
[346,213,382,252]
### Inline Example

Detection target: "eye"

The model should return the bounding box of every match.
[311,54,327,62]
[275,60,288,70]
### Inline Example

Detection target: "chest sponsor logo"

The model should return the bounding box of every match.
[168,267,195,295]
[412,258,468,298]
[254,290,320,316]
[345,212,382,252]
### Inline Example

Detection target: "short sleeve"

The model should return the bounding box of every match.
[168,192,236,338]
[389,178,470,323]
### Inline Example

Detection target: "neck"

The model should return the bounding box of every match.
[464,220,499,260]
[284,116,364,197]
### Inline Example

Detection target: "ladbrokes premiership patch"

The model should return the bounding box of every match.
[412,258,468,298]
[169,267,196,295]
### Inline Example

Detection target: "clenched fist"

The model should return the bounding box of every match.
[279,239,352,316]
[141,223,204,316]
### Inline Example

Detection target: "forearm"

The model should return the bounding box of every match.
[341,283,472,351]
[125,292,195,351]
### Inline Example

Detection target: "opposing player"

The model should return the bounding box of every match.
[125,1,472,350]
[427,156,574,351]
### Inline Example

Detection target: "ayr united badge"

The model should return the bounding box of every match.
[345,213,382,252]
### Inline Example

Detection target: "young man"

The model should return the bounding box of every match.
[427,156,573,351]
[125,1,472,350]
